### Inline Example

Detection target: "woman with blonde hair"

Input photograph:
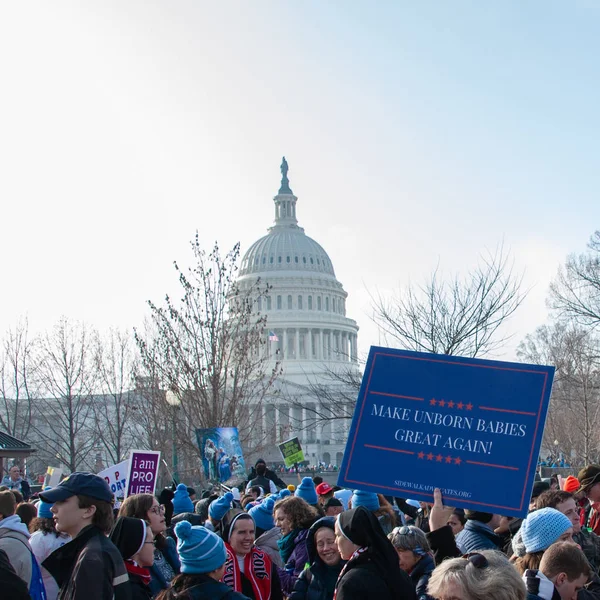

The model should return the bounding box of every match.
[428,550,526,600]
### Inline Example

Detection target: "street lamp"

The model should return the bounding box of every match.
[165,389,181,484]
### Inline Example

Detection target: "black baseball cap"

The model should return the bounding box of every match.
[39,472,113,503]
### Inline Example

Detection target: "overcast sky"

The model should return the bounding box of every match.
[1,1,598,361]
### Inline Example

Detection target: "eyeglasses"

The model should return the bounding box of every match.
[462,553,489,569]
[149,505,165,515]
[144,541,155,545]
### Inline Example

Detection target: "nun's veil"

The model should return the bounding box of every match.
[337,506,409,598]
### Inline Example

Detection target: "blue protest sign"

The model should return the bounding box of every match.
[337,347,554,518]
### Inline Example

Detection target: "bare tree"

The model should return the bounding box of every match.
[135,237,281,464]
[372,247,526,357]
[517,321,600,465]
[550,230,600,329]
[284,362,363,433]
[0,319,36,440]
[92,328,138,465]
[32,318,98,472]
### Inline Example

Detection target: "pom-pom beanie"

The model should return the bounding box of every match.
[249,497,275,532]
[173,483,194,515]
[295,477,318,506]
[521,507,572,553]
[37,486,54,519]
[277,489,291,500]
[209,492,233,521]
[351,490,380,512]
[175,521,226,574]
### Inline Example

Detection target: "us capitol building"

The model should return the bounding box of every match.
[237,158,360,467]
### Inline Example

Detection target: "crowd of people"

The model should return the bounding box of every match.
[2,457,600,600]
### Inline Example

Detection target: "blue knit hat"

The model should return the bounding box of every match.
[248,497,275,532]
[173,483,194,515]
[37,487,54,519]
[175,521,226,574]
[209,492,233,521]
[295,477,318,505]
[521,507,572,553]
[351,490,380,512]
[277,489,291,500]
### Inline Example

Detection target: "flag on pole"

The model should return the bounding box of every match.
[268,331,279,342]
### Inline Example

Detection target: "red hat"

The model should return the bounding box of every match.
[563,475,580,493]
[316,482,333,496]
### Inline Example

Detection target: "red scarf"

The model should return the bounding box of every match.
[125,559,152,586]
[222,543,273,600]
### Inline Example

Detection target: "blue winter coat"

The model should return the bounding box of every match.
[455,520,502,553]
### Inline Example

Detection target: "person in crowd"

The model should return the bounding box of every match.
[415,502,432,533]
[447,509,466,537]
[295,478,321,510]
[287,485,296,494]
[290,516,344,600]
[536,489,600,572]
[523,541,590,600]
[29,489,71,600]
[577,466,600,537]
[16,502,37,531]
[41,472,129,600]
[513,507,573,574]
[187,488,197,503]
[221,508,283,600]
[274,495,319,595]
[172,484,194,516]
[157,520,250,600]
[388,525,434,600]
[563,476,580,494]
[0,490,35,589]
[427,549,526,600]
[194,494,219,524]
[323,498,343,518]
[248,497,283,568]
[455,510,503,553]
[157,487,175,528]
[375,495,398,535]
[119,492,181,595]
[2,465,31,501]
[315,483,334,507]
[111,516,156,600]
[350,490,395,534]
[0,547,31,600]
[247,459,285,493]
[334,506,415,600]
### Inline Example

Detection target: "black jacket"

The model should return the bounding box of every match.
[247,467,286,490]
[335,559,415,600]
[0,548,30,600]
[43,525,130,600]
[129,572,152,600]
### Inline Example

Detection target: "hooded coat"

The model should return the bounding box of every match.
[289,517,344,600]
[0,514,33,588]
[335,507,416,600]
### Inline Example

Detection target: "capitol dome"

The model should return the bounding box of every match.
[238,157,359,468]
